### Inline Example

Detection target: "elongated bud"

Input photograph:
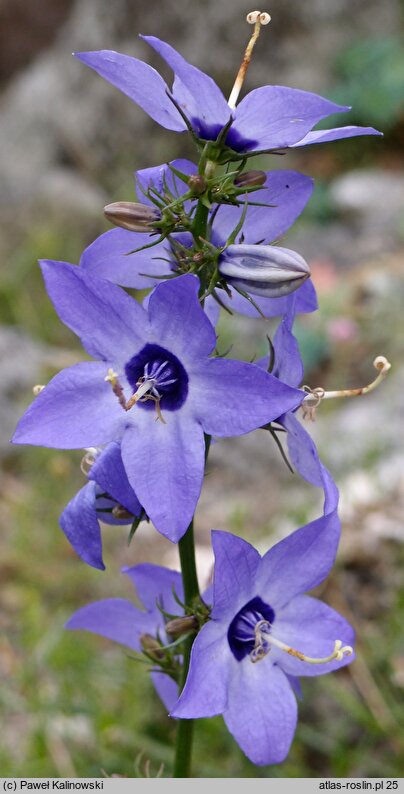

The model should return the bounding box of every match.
[104,201,161,232]
[219,244,310,298]
[234,170,266,188]
[165,615,198,639]
[188,175,207,196]
[139,634,165,661]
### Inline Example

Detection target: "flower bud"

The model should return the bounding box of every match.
[188,175,207,196]
[165,615,198,639]
[219,244,310,298]
[234,170,266,188]
[104,202,161,232]
[139,634,165,661]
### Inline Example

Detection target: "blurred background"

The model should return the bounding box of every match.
[1,0,404,778]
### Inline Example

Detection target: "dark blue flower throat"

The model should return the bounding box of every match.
[228,596,275,661]
[125,343,188,412]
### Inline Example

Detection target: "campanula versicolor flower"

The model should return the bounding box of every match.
[60,441,143,570]
[171,523,354,766]
[66,563,184,710]
[12,267,303,542]
[80,158,318,318]
[75,36,381,155]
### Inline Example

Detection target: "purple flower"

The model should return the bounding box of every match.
[80,159,318,318]
[12,267,303,542]
[74,37,381,154]
[171,522,354,766]
[60,441,143,571]
[66,563,184,711]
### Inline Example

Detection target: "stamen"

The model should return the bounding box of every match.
[302,355,392,421]
[105,369,166,424]
[228,11,272,110]
[251,620,353,665]
[33,384,46,395]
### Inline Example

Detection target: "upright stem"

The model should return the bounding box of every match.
[173,436,211,777]
[192,200,209,247]
[173,520,199,777]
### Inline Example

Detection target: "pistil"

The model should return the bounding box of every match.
[302,355,391,421]
[228,11,271,110]
[251,619,353,665]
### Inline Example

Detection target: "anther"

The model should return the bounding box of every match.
[33,384,46,395]
[302,355,392,421]
[251,620,353,665]
[228,11,272,110]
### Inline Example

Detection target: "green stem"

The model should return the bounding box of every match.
[173,520,199,778]
[173,436,211,778]
[192,200,209,247]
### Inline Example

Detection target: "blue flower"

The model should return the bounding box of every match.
[171,521,354,766]
[12,267,303,542]
[75,36,381,154]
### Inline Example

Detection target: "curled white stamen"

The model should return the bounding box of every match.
[33,384,45,395]
[302,355,392,420]
[251,620,353,665]
[228,11,272,109]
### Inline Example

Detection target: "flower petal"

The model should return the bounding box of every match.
[142,36,230,138]
[80,229,171,289]
[273,595,355,677]
[136,159,197,207]
[231,87,348,151]
[151,672,179,712]
[12,362,124,449]
[272,306,303,387]
[256,510,341,610]
[148,274,216,359]
[210,530,261,620]
[211,171,314,246]
[89,442,142,517]
[65,598,150,651]
[191,358,303,437]
[279,412,339,515]
[59,481,104,570]
[120,410,205,542]
[223,658,297,765]
[170,620,231,718]
[40,260,148,360]
[122,563,183,616]
[291,125,382,148]
[74,50,186,131]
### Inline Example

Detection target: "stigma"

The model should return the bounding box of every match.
[251,619,353,665]
[302,355,391,421]
[228,10,272,110]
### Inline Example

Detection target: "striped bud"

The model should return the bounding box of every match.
[104,202,161,232]
[234,170,266,188]
[219,244,310,298]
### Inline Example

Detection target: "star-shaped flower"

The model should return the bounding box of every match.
[12,267,303,542]
[171,522,354,766]
[75,36,381,154]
